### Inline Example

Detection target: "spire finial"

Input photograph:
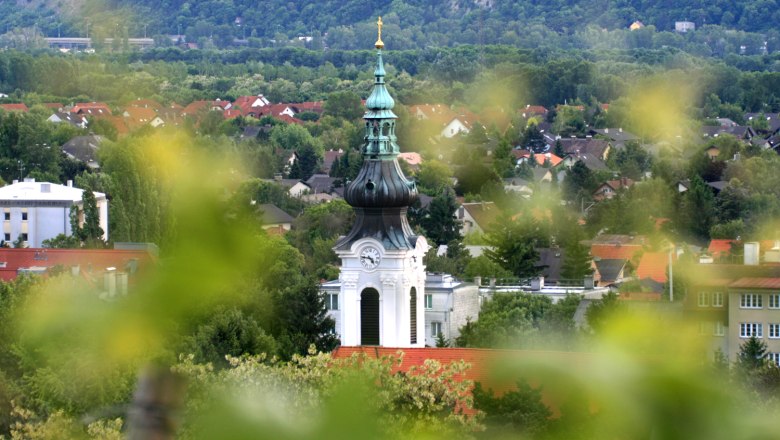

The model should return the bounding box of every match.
[375,16,384,49]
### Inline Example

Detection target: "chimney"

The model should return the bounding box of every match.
[12,180,18,185]
[604,128,609,134]
[104,267,117,297]
[584,275,594,289]
[531,276,545,291]
[117,272,129,295]
[67,180,73,187]
[744,242,760,266]
[473,276,482,287]
[273,173,283,181]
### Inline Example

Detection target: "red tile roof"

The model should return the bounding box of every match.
[0,248,155,282]
[72,102,112,115]
[590,244,643,261]
[0,103,29,112]
[636,251,673,283]
[128,98,162,110]
[729,277,780,289]
[620,292,662,301]
[223,109,242,119]
[332,346,598,415]
[707,239,735,257]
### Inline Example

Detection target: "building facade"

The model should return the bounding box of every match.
[0,179,108,247]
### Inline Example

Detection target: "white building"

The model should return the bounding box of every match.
[0,179,108,247]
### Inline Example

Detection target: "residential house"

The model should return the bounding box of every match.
[42,103,64,112]
[534,248,567,285]
[557,138,611,162]
[563,153,609,172]
[128,98,162,111]
[323,150,345,174]
[593,258,627,286]
[72,102,111,116]
[593,177,634,201]
[48,111,88,129]
[267,175,310,198]
[0,247,155,292]
[636,251,674,286]
[62,135,104,170]
[457,202,499,236]
[0,179,108,247]
[398,152,423,171]
[514,151,563,168]
[518,105,548,120]
[232,94,271,118]
[305,174,339,194]
[532,167,553,184]
[123,107,161,129]
[0,103,29,113]
[745,112,780,134]
[257,203,294,234]
[629,21,645,30]
[701,125,755,143]
[588,128,639,149]
[683,242,780,363]
[503,177,533,198]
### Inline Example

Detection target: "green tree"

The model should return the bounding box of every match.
[560,230,592,282]
[182,307,278,369]
[415,161,452,195]
[456,292,552,348]
[563,160,596,202]
[585,291,623,334]
[484,214,546,278]
[323,91,363,121]
[420,187,460,245]
[680,174,715,240]
[474,380,552,437]
[274,279,339,360]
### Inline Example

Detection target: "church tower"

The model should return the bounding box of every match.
[334,18,428,347]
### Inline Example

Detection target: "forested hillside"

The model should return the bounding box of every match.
[3,0,780,50]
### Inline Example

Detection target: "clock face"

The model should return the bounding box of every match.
[360,247,381,269]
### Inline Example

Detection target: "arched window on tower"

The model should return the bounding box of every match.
[361,288,380,346]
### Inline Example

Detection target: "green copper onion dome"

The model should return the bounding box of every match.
[365,51,395,112]
[335,26,420,251]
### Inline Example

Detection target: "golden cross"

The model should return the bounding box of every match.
[375,16,384,49]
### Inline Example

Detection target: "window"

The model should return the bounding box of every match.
[740,322,763,338]
[770,324,780,339]
[21,211,27,221]
[769,294,780,309]
[424,294,433,309]
[768,353,780,366]
[740,293,762,309]
[3,211,8,221]
[326,293,338,311]
[431,321,442,338]
[712,292,724,307]
[698,321,710,335]
[2,234,8,241]
[698,292,710,307]
[714,321,725,337]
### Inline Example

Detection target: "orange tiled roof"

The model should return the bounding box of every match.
[72,102,111,115]
[590,244,643,261]
[707,239,735,257]
[729,277,780,289]
[0,103,29,112]
[636,251,672,283]
[0,248,155,282]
